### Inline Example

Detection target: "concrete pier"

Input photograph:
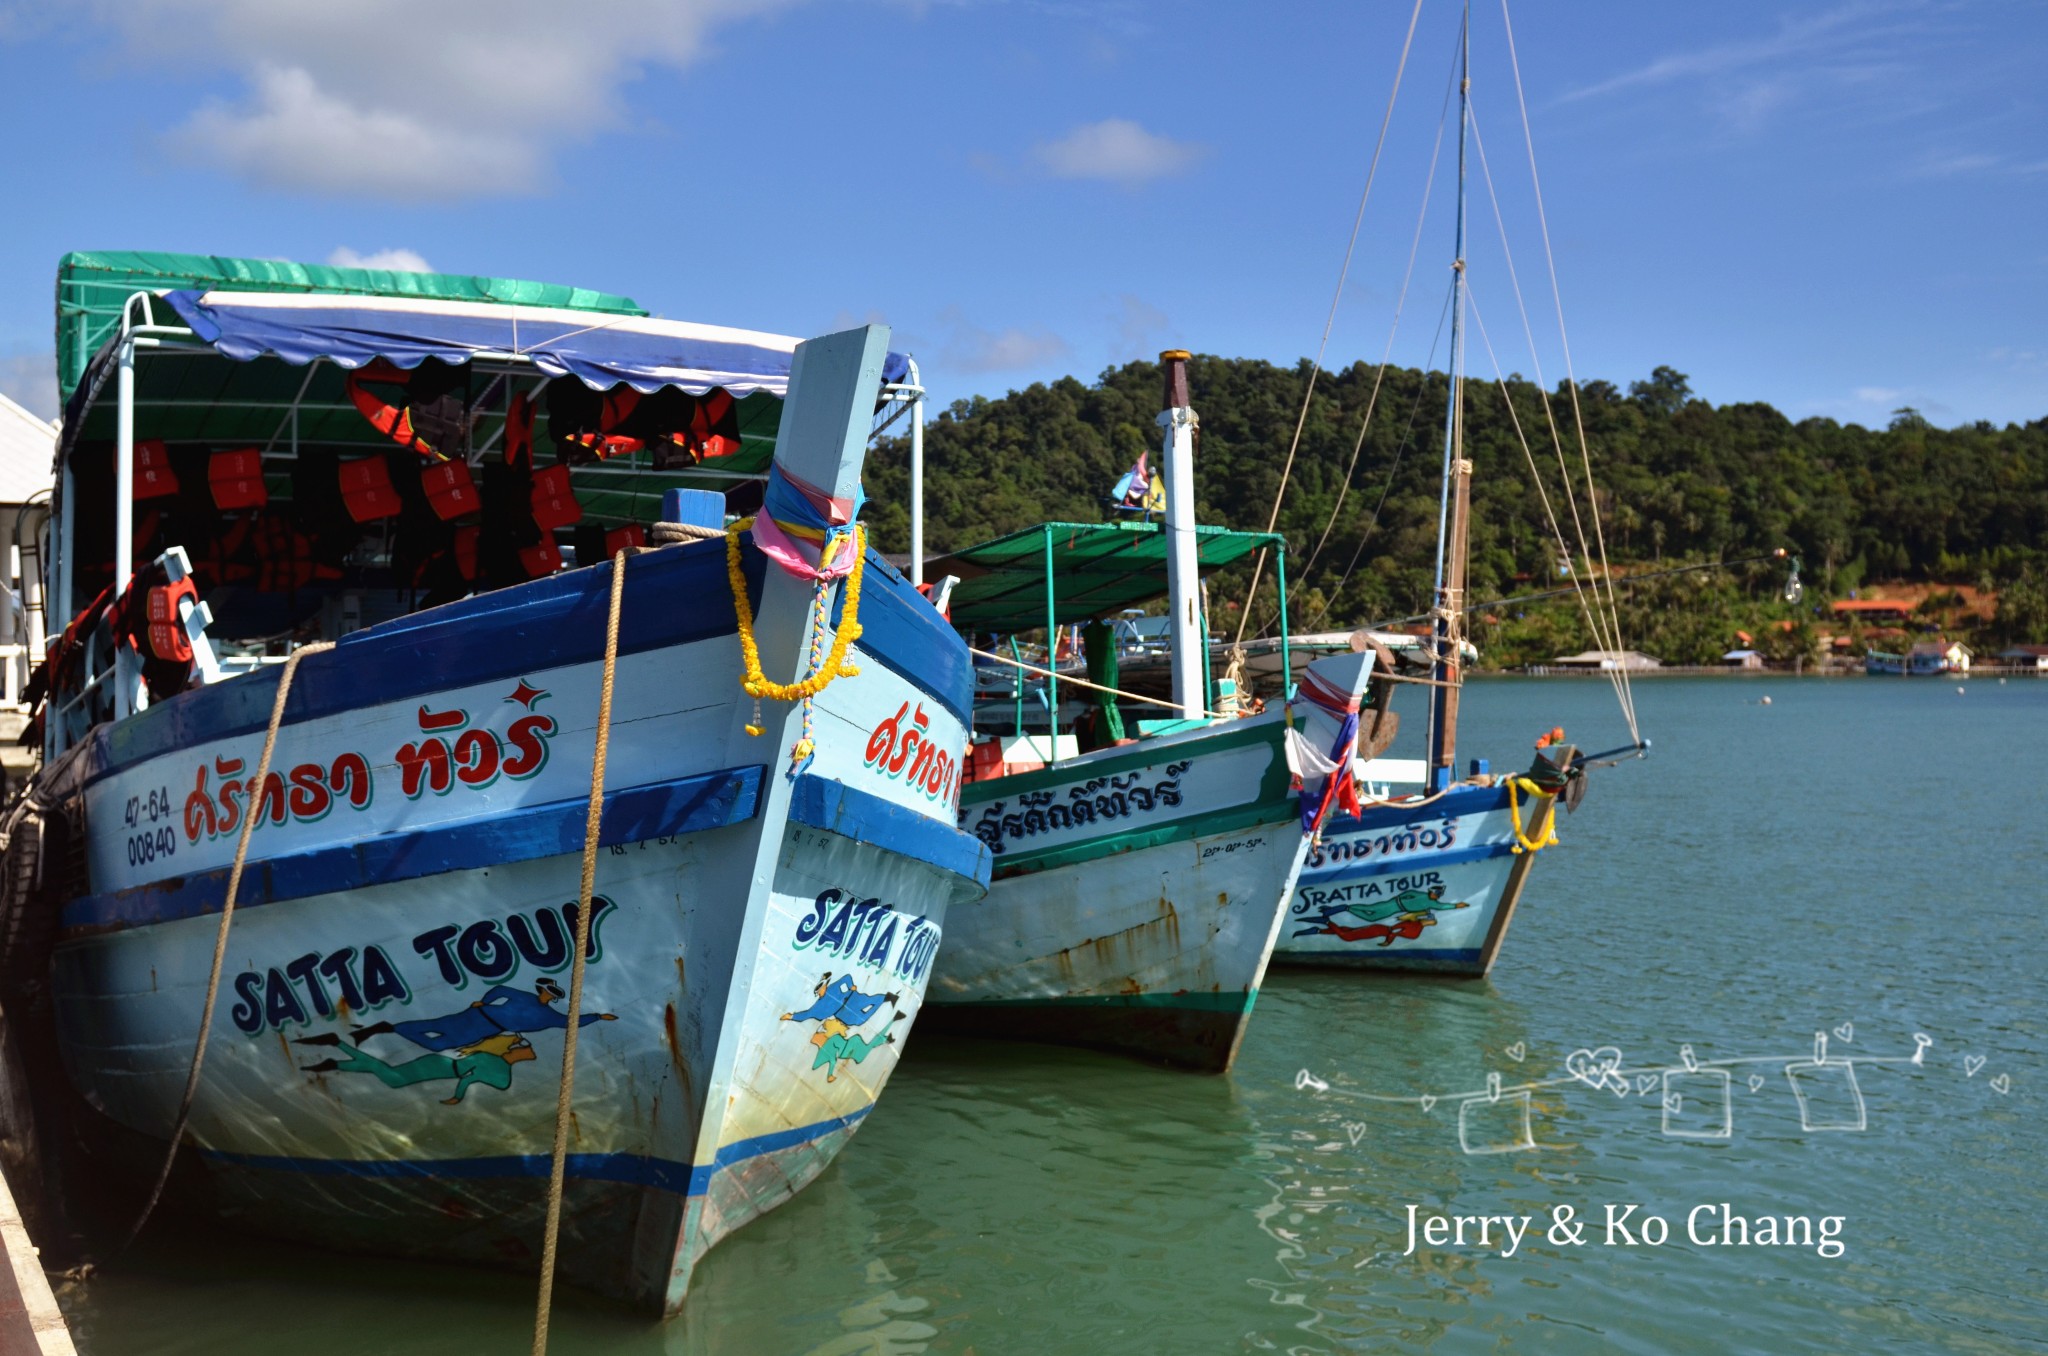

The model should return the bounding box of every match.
[0,1166,74,1356]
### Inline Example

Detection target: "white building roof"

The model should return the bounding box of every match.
[0,391,55,506]
[1550,649,1663,669]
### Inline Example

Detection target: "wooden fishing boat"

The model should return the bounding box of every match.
[919,354,1347,1073]
[1274,648,1579,975]
[1268,4,1645,976]
[0,259,987,1313]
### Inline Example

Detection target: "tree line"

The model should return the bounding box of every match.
[862,356,2048,665]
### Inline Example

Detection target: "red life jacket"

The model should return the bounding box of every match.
[346,359,471,460]
[208,448,269,510]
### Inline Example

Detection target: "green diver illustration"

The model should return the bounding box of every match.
[296,978,616,1102]
[1292,885,1470,945]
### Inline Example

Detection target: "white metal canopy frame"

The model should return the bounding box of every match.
[43,290,928,757]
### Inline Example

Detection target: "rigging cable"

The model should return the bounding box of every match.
[1319,283,1456,624]
[1284,30,1461,618]
[1231,0,1429,646]
[1466,104,1635,735]
[1499,0,1641,739]
[1464,282,1632,716]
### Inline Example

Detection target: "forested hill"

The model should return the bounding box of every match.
[862,356,2048,663]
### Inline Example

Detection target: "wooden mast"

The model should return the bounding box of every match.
[1427,2,1472,793]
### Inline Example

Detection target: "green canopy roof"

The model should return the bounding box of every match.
[930,520,1285,631]
[55,250,644,402]
[56,251,784,508]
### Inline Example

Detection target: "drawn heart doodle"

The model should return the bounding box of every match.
[1505,1042,1527,1062]
[1662,1093,1683,1116]
[1964,1055,1986,1078]
[1990,1074,2011,1096]
[1566,1046,1627,1094]
[1419,1094,1437,1114]
[1636,1074,1658,1095]
[1345,1121,1369,1146]
[1747,1074,1765,1092]
[1833,1022,1854,1043]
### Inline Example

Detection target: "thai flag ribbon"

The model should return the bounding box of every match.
[1302,709,1364,835]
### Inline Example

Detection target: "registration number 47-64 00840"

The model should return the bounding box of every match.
[124,784,178,867]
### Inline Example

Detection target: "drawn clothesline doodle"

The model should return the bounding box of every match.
[1293,1027,2017,1157]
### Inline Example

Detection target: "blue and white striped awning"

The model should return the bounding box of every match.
[158,289,911,397]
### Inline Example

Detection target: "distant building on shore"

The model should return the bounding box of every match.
[1995,644,2048,671]
[1722,649,1765,670]
[1910,640,1971,672]
[1830,598,1915,622]
[1548,649,1663,671]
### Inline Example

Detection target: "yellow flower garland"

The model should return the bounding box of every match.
[1505,775,1560,855]
[726,517,865,735]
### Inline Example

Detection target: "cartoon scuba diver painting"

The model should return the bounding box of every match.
[1292,886,1470,946]
[807,1014,903,1083]
[349,977,616,1050]
[296,978,615,1102]
[783,973,903,1082]
[783,972,898,1028]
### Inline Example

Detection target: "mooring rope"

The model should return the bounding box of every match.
[123,639,334,1251]
[651,520,723,545]
[531,549,628,1356]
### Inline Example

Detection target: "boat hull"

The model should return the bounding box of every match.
[1271,783,1551,976]
[927,713,1298,1072]
[38,541,987,1312]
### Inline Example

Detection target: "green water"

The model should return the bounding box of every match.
[56,678,2048,1353]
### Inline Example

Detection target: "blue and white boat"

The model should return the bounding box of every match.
[2,263,986,1313]
[1269,7,1643,977]
[1273,649,1578,975]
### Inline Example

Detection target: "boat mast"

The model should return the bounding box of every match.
[1427,3,1472,793]
[1158,349,1204,720]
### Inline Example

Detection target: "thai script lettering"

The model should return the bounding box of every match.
[863,701,959,806]
[230,894,615,1035]
[1304,816,1459,870]
[396,700,556,799]
[180,680,555,846]
[793,886,941,984]
[967,760,1190,856]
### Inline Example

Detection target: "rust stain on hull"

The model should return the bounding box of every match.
[663,999,697,1118]
[1055,897,1185,988]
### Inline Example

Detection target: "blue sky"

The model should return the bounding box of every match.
[0,0,2042,428]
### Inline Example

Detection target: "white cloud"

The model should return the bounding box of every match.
[936,307,1070,374]
[1034,118,1203,186]
[328,246,433,273]
[1560,2,1924,135]
[175,64,536,198]
[1564,3,1894,102]
[0,353,59,421]
[1855,386,1902,404]
[1110,293,1169,361]
[91,0,793,199]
